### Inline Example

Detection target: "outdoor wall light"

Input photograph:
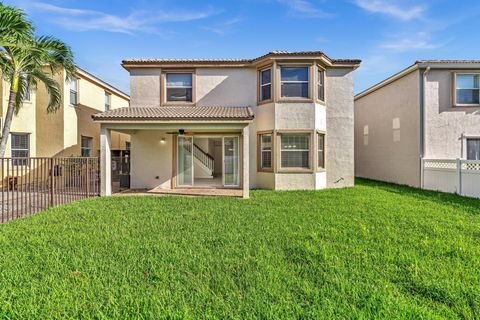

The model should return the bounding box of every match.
[160,138,166,144]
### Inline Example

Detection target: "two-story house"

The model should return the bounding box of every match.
[1,67,130,160]
[93,51,361,198]
[355,60,480,192]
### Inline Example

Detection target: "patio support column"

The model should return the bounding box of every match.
[242,125,250,199]
[100,125,112,196]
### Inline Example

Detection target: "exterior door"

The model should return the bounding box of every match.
[177,136,194,186]
[223,136,240,187]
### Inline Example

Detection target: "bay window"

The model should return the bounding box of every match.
[258,133,273,170]
[455,73,480,105]
[280,67,309,99]
[166,73,193,103]
[280,133,310,169]
[318,69,325,101]
[259,68,272,102]
[317,132,325,168]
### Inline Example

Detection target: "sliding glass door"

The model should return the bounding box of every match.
[223,137,240,186]
[177,136,193,186]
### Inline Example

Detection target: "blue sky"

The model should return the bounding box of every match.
[6,0,480,94]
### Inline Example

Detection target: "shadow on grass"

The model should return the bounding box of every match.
[355,178,480,214]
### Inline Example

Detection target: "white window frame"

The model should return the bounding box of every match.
[11,133,29,166]
[104,91,111,111]
[278,132,311,170]
[165,72,193,103]
[81,136,93,157]
[317,68,325,102]
[259,133,273,171]
[453,72,480,107]
[259,68,272,102]
[317,132,325,169]
[70,78,78,106]
[279,66,311,100]
[466,138,480,160]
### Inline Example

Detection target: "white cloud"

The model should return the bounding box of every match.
[277,0,332,18]
[353,0,425,21]
[201,17,243,35]
[379,32,443,52]
[27,2,218,35]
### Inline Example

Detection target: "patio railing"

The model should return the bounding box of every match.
[0,157,100,223]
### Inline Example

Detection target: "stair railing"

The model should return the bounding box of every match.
[193,144,215,172]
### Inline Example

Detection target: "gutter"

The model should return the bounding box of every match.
[420,66,431,189]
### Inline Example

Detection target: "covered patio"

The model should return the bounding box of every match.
[92,106,254,199]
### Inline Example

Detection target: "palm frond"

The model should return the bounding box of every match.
[30,68,61,113]
[0,3,34,45]
[35,35,75,79]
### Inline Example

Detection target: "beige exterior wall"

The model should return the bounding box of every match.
[131,130,172,189]
[34,69,130,158]
[354,70,421,187]
[130,68,161,107]
[2,79,38,158]
[325,68,356,188]
[424,70,480,159]
[127,64,356,191]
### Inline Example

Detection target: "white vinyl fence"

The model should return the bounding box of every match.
[423,159,480,199]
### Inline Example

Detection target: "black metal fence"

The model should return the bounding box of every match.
[0,157,100,223]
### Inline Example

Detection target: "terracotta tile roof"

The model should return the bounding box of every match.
[92,106,254,121]
[122,51,361,67]
[416,60,480,64]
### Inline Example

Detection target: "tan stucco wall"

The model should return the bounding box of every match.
[354,70,421,187]
[2,79,38,157]
[424,70,480,159]
[35,69,130,157]
[130,68,161,107]
[325,68,356,188]
[196,68,257,107]
[130,130,172,189]
[127,65,355,191]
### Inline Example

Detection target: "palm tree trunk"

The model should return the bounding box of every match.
[0,75,19,157]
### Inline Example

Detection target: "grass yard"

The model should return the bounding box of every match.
[0,179,479,319]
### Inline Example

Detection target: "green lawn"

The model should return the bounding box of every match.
[0,179,479,319]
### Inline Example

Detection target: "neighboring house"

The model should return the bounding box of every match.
[0,67,130,160]
[93,51,361,198]
[355,60,480,197]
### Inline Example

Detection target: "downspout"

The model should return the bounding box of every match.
[420,66,431,189]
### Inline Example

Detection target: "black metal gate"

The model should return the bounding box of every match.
[111,155,130,192]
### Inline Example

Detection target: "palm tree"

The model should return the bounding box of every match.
[0,3,75,157]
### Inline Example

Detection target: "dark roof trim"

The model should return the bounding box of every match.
[92,106,254,122]
[122,51,361,69]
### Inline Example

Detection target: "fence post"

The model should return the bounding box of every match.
[456,158,462,196]
[49,158,54,207]
[86,159,90,197]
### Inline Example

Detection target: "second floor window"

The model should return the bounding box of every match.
[280,67,309,99]
[70,78,78,105]
[24,89,30,102]
[455,74,480,105]
[11,133,29,166]
[166,73,192,102]
[105,92,111,111]
[467,139,480,160]
[318,69,325,101]
[260,68,272,101]
[81,136,93,157]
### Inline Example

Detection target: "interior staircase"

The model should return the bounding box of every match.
[192,144,215,178]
